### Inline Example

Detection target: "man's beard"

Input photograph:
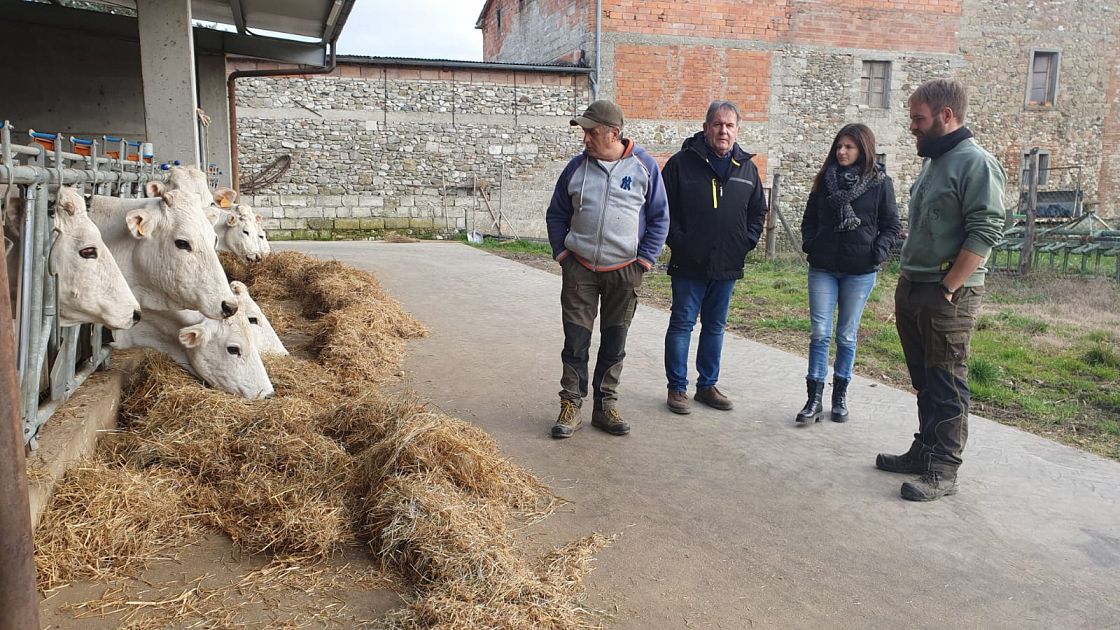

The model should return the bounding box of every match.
[915,117,946,153]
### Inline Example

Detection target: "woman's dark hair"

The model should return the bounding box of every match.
[811,123,879,193]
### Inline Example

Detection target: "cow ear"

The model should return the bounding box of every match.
[225,212,239,227]
[205,206,221,226]
[230,281,247,296]
[178,322,209,348]
[145,181,166,198]
[125,207,156,239]
[214,187,238,209]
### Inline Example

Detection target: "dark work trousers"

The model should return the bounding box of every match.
[559,258,644,410]
[895,277,984,474]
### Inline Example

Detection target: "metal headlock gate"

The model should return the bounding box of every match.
[1,120,168,447]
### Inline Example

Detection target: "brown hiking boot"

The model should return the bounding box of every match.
[551,400,582,439]
[901,470,958,501]
[591,407,630,435]
[694,386,733,411]
[667,390,691,415]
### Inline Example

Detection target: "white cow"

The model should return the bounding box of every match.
[217,204,265,262]
[89,184,238,320]
[231,281,287,355]
[6,187,141,329]
[113,307,274,400]
[166,166,269,261]
[51,188,142,329]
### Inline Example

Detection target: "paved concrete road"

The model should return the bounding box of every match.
[280,241,1120,630]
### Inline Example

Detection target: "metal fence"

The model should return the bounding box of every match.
[991,150,1120,281]
[1,120,167,447]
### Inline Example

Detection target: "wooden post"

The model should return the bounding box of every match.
[0,233,41,630]
[1019,147,1040,275]
[765,173,780,258]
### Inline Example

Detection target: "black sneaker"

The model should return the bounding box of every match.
[591,407,630,435]
[551,400,582,439]
[901,471,958,501]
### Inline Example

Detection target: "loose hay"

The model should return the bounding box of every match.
[35,462,204,591]
[37,250,611,629]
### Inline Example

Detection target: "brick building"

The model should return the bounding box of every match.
[476,0,1120,219]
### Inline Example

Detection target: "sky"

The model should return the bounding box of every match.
[336,1,485,61]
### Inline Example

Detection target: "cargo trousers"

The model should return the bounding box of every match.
[558,258,644,410]
[895,277,984,474]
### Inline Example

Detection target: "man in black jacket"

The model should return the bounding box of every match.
[662,100,768,414]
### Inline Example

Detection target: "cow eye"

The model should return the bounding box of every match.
[258,234,265,239]
[174,239,192,251]
[79,247,98,259]
[242,230,250,236]
[226,345,241,356]
[248,317,259,325]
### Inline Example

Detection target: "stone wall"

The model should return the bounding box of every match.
[233,60,591,240]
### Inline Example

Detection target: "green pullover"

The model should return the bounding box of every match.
[901,137,1007,286]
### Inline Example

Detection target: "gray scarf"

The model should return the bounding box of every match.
[825,164,882,232]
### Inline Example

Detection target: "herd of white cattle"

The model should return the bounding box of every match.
[4,165,284,400]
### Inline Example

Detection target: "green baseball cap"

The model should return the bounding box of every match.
[570,100,624,129]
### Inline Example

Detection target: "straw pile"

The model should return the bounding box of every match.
[35,250,612,628]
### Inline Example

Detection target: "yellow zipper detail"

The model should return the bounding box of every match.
[711,178,718,208]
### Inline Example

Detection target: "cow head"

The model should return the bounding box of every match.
[240,204,271,257]
[49,187,141,329]
[126,185,237,319]
[219,206,264,263]
[230,281,287,355]
[177,310,274,400]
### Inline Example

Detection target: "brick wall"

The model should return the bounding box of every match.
[479,0,590,65]
[233,60,591,240]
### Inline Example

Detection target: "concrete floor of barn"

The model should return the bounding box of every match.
[275,240,1120,630]
[31,239,1120,628]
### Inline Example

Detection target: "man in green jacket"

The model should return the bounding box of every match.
[876,78,1006,501]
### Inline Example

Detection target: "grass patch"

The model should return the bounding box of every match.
[968,356,1001,386]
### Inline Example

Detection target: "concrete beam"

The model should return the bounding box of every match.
[197,53,232,188]
[136,0,200,167]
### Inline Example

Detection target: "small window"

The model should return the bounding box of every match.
[875,153,887,168]
[1021,149,1051,186]
[496,8,502,30]
[1027,51,1059,107]
[860,61,891,108]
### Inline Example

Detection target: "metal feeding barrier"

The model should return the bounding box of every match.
[1,120,167,447]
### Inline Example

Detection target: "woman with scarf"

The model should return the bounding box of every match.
[797,123,900,424]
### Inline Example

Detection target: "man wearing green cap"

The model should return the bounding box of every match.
[546,99,670,438]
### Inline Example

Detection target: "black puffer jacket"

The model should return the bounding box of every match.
[801,169,901,274]
[662,132,768,280]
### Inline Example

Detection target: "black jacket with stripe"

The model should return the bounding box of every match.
[662,132,768,280]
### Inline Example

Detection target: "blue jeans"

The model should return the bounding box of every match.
[807,267,877,382]
[665,276,736,392]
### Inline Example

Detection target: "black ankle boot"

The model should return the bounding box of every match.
[831,377,850,423]
[796,379,825,423]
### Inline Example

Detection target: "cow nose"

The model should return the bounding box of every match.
[221,300,238,318]
[132,310,142,323]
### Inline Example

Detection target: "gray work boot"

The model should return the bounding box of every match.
[694,386,733,410]
[591,407,630,436]
[667,390,691,415]
[876,439,925,474]
[551,400,582,439]
[900,470,958,501]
